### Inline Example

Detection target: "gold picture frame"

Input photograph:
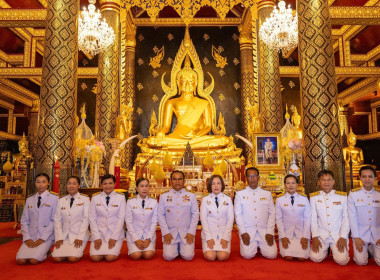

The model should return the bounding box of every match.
[253,133,283,170]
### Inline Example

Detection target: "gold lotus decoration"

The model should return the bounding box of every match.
[121,0,256,25]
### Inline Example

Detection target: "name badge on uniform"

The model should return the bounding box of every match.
[183,195,190,202]
[317,200,322,203]
[96,203,101,206]
[283,204,288,207]
[43,203,51,207]
[167,199,172,202]
[297,204,305,207]
[145,207,153,210]
[28,205,33,208]
[333,201,341,205]
[61,206,66,210]
[167,209,171,212]
[133,206,138,209]
[260,197,267,201]
[223,201,228,206]
[76,203,84,206]
[112,204,118,207]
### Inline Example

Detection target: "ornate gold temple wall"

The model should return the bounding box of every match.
[95,0,120,169]
[134,26,243,153]
[36,0,79,191]
[298,0,344,192]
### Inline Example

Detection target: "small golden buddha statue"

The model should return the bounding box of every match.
[248,102,263,134]
[115,101,133,140]
[343,127,364,166]
[13,133,33,173]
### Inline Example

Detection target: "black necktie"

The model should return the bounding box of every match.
[291,195,294,206]
[215,197,219,208]
[142,200,145,209]
[106,196,110,206]
[37,196,41,208]
[70,197,74,208]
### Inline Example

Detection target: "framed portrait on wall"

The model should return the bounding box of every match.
[253,133,282,170]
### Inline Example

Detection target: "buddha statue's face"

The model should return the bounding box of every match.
[347,135,356,147]
[178,71,197,95]
[18,141,28,154]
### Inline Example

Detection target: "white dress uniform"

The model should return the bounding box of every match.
[200,192,234,253]
[234,186,277,259]
[348,186,380,266]
[16,190,58,262]
[275,192,311,259]
[125,194,158,255]
[158,188,199,261]
[52,192,90,258]
[309,190,350,265]
[89,191,126,256]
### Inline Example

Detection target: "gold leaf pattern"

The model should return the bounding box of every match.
[138,34,144,41]
[203,57,209,65]
[152,70,159,78]
[167,57,173,65]
[137,58,144,66]
[203,34,210,41]
[168,33,174,41]
[289,80,295,88]
[81,82,87,90]
[152,95,158,102]
[219,69,225,76]
[218,94,225,101]
[234,82,240,90]
[232,33,239,41]
[137,83,143,91]
[234,107,241,115]
[136,107,143,115]
[233,58,240,65]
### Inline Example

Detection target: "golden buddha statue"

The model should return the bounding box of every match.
[146,27,230,151]
[13,132,33,172]
[290,105,301,130]
[247,101,264,134]
[115,101,133,140]
[343,127,364,166]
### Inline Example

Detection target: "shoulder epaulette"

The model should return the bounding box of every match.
[350,188,361,193]
[129,195,137,199]
[49,191,58,196]
[297,192,307,197]
[148,194,157,199]
[276,193,285,198]
[28,193,35,198]
[80,193,88,197]
[202,193,210,198]
[160,190,170,195]
[309,191,320,197]
[59,194,67,198]
[261,188,271,192]
[373,187,380,192]
[92,191,101,196]
[222,192,231,197]
[335,190,347,196]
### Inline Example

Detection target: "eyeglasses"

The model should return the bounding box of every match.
[246,175,259,178]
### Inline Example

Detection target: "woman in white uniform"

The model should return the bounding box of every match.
[52,176,90,262]
[275,174,311,261]
[16,173,58,265]
[200,174,234,261]
[89,174,126,262]
[125,177,158,260]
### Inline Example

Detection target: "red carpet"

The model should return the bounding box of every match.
[0,231,379,280]
[0,222,21,238]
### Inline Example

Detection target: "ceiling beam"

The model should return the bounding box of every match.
[0,67,98,79]
[0,131,21,141]
[338,78,377,105]
[0,98,14,110]
[279,67,380,78]
[330,7,380,25]
[0,9,46,28]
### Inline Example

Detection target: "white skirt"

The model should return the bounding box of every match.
[127,236,156,255]
[279,237,310,259]
[202,238,231,254]
[89,239,123,256]
[16,240,54,262]
[52,237,89,258]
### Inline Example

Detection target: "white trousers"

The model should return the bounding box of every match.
[163,237,195,261]
[239,232,277,260]
[352,238,380,266]
[309,237,349,265]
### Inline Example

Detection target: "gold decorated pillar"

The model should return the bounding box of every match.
[36,0,79,192]
[298,0,343,192]
[238,8,255,164]
[28,100,39,160]
[120,12,136,170]
[258,0,283,132]
[96,0,120,169]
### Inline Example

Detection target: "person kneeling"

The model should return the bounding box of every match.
[276,175,311,261]
[200,175,234,261]
[89,174,126,262]
[16,173,58,265]
[125,178,158,260]
[52,176,90,263]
